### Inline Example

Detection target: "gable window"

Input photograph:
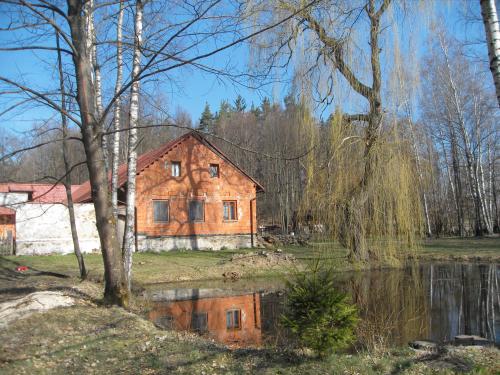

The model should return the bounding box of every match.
[223,201,237,221]
[171,161,181,177]
[153,200,169,223]
[191,312,208,333]
[226,309,241,330]
[189,200,204,222]
[209,163,219,178]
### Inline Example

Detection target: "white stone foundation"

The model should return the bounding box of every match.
[137,234,254,251]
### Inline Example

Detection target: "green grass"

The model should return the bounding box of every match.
[420,237,500,260]
[2,237,498,289]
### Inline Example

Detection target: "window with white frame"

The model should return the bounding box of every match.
[171,161,181,177]
[209,163,219,178]
[223,201,237,221]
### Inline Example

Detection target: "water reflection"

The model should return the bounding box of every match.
[150,292,262,347]
[148,263,499,348]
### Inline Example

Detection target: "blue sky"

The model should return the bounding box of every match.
[0,0,490,134]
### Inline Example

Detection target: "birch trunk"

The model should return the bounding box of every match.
[86,0,107,170]
[67,0,127,306]
[56,27,87,280]
[480,0,500,107]
[123,0,143,291]
[111,0,124,221]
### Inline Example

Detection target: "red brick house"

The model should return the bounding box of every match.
[73,131,264,251]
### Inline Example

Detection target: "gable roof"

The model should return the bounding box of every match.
[0,183,75,204]
[72,131,264,203]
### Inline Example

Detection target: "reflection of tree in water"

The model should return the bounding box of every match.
[428,264,499,343]
[348,265,429,349]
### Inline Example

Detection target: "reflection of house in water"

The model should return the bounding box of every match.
[149,292,262,347]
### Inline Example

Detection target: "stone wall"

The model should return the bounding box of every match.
[137,234,253,251]
[15,203,100,255]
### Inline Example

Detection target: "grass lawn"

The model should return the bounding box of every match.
[420,237,500,259]
[1,237,498,289]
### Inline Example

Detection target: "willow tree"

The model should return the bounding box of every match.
[256,0,423,261]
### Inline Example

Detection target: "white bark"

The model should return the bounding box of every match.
[84,0,107,169]
[480,0,500,107]
[111,0,124,221]
[123,0,143,291]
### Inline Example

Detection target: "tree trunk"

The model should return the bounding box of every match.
[56,25,87,280]
[111,0,124,221]
[480,0,500,107]
[67,0,127,306]
[123,0,144,291]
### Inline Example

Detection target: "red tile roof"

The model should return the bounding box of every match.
[0,183,77,204]
[72,131,264,203]
[0,206,15,215]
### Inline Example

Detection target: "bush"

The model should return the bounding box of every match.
[281,269,358,357]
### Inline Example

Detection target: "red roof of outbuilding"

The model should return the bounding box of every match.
[72,131,264,203]
[0,183,78,204]
[0,206,15,215]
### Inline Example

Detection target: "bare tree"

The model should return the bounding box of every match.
[56,25,87,280]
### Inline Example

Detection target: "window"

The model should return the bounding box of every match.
[153,200,169,222]
[223,201,237,221]
[209,163,219,178]
[171,161,181,177]
[189,200,204,222]
[226,309,241,330]
[191,312,208,333]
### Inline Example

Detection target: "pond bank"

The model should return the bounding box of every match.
[0,237,499,374]
[0,301,499,374]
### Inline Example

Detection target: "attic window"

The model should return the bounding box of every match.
[171,161,181,177]
[209,164,219,178]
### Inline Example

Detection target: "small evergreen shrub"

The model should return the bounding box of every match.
[281,269,358,357]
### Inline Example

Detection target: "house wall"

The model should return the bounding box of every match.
[135,135,258,250]
[149,293,262,347]
[0,192,29,206]
[14,203,100,255]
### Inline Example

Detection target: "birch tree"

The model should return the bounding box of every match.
[111,0,125,221]
[123,0,143,291]
[480,0,500,106]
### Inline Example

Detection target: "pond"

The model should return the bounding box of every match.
[146,263,500,348]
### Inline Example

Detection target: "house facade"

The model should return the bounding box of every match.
[74,131,263,251]
[0,132,262,255]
